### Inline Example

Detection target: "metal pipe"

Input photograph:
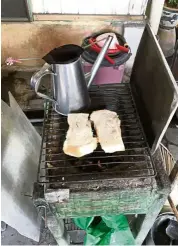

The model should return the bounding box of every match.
[29,118,44,123]
[83,37,107,49]
[87,35,113,89]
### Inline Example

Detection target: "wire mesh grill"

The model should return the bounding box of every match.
[38,83,155,187]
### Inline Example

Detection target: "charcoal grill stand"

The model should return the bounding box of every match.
[33,24,178,245]
[33,146,171,245]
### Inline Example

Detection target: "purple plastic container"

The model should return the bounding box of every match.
[83,62,125,84]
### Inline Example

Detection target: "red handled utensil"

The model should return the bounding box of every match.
[88,38,115,65]
[96,42,129,54]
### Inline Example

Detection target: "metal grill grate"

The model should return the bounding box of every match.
[38,84,156,187]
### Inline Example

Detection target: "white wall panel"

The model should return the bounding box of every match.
[43,0,61,13]
[32,0,148,15]
[111,0,130,15]
[93,0,112,15]
[124,26,144,68]
[141,0,149,15]
[31,0,44,13]
[129,0,148,15]
[78,0,96,14]
[60,0,79,14]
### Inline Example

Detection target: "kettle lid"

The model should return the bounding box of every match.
[43,44,84,64]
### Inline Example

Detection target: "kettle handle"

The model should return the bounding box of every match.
[31,63,56,103]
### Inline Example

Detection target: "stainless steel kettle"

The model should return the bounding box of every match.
[31,36,113,115]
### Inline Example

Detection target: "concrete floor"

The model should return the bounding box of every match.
[1,223,57,245]
[1,225,37,245]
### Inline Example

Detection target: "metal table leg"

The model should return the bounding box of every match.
[135,193,169,245]
[47,214,69,246]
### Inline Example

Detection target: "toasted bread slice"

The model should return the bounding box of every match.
[90,110,125,153]
[63,113,97,157]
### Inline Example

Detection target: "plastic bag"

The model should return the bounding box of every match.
[73,214,135,245]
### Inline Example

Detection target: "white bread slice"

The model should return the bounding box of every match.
[63,113,97,158]
[90,110,125,153]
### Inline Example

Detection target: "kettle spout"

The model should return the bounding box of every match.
[86,35,113,89]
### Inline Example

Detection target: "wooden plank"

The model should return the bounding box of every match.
[33,14,145,22]
[52,188,157,218]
